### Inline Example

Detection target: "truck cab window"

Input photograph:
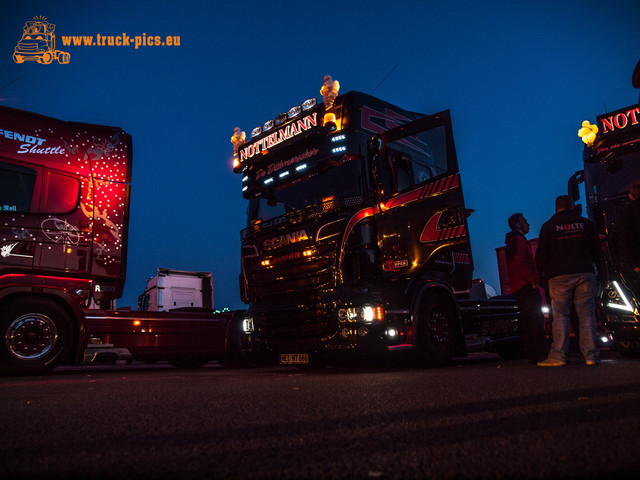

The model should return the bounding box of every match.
[43,171,80,213]
[381,125,449,195]
[0,161,37,212]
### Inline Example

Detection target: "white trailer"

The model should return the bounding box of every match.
[138,268,213,311]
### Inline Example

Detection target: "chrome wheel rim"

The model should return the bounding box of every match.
[5,313,58,360]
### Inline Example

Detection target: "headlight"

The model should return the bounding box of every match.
[338,305,384,323]
[606,281,635,313]
[242,317,254,333]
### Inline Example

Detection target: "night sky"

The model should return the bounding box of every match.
[2,0,639,310]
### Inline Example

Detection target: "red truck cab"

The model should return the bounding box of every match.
[0,106,131,373]
[1,107,238,375]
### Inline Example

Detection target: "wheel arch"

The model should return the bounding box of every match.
[411,280,466,357]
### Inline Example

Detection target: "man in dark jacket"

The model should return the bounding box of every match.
[536,195,602,366]
[504,213,547,363]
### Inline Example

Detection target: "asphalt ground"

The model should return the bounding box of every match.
[1,349,639,479]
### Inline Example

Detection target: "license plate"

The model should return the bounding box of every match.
[279,353,309,365]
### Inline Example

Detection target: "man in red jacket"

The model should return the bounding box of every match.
[505,213,547,363]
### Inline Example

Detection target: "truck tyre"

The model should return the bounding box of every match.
[0,298,74,376]
[415,295,456,367]
[219,317,253,368]
[615,340,640,356]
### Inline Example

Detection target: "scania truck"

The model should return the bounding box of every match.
[0,106,238,375]
[233,86,521,366]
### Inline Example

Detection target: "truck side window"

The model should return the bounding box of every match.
[43,171,80,213]
[393,153,412,192]
[0,161,37,212]
[413,126,448,180]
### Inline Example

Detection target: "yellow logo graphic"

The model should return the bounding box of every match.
[13,16,70,65]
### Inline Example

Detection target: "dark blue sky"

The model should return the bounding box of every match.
[2,0,639,309]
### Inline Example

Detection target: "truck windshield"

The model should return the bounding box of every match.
[247,156,365,225]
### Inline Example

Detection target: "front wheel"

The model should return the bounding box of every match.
[615,339,640,356]
[1,298,74,375]
[415,295,456,367]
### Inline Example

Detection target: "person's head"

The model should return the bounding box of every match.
[508,213,530,234]
[629,181,640,200]
[555,195,574,213]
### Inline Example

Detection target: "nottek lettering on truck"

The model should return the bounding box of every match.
[600,107,640,134]
[263,230,309,250]
[239,113,318,161]
[0,128,65,154]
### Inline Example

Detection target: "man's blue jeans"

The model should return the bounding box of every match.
[547,273,599,362]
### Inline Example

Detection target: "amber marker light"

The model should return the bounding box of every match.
[133,320,141,326]
[323,112,338,131]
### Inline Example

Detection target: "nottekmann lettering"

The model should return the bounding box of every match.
[240,113,318,161]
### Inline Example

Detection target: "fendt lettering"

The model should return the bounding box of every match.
[234,82,521,367]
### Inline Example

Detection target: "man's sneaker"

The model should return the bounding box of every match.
[586,359,600,366]
[537,357,566,367]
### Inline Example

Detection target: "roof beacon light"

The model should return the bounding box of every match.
[263,119,275,132]
[324,112,337,132]
[302,98,317,111]
[288,105,301,118]
[275,112,288,125]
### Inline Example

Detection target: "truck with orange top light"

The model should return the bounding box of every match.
[564,62,640,355]
[0,106,239,375]
[233,85,522,366]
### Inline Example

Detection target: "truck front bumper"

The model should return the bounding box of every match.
[239,304,413,363]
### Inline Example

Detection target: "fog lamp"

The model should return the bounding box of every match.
[242,317,254,333]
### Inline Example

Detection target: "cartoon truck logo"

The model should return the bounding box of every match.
[13,17,70,65]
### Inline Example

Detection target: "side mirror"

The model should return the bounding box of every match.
[568,170,584,202]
